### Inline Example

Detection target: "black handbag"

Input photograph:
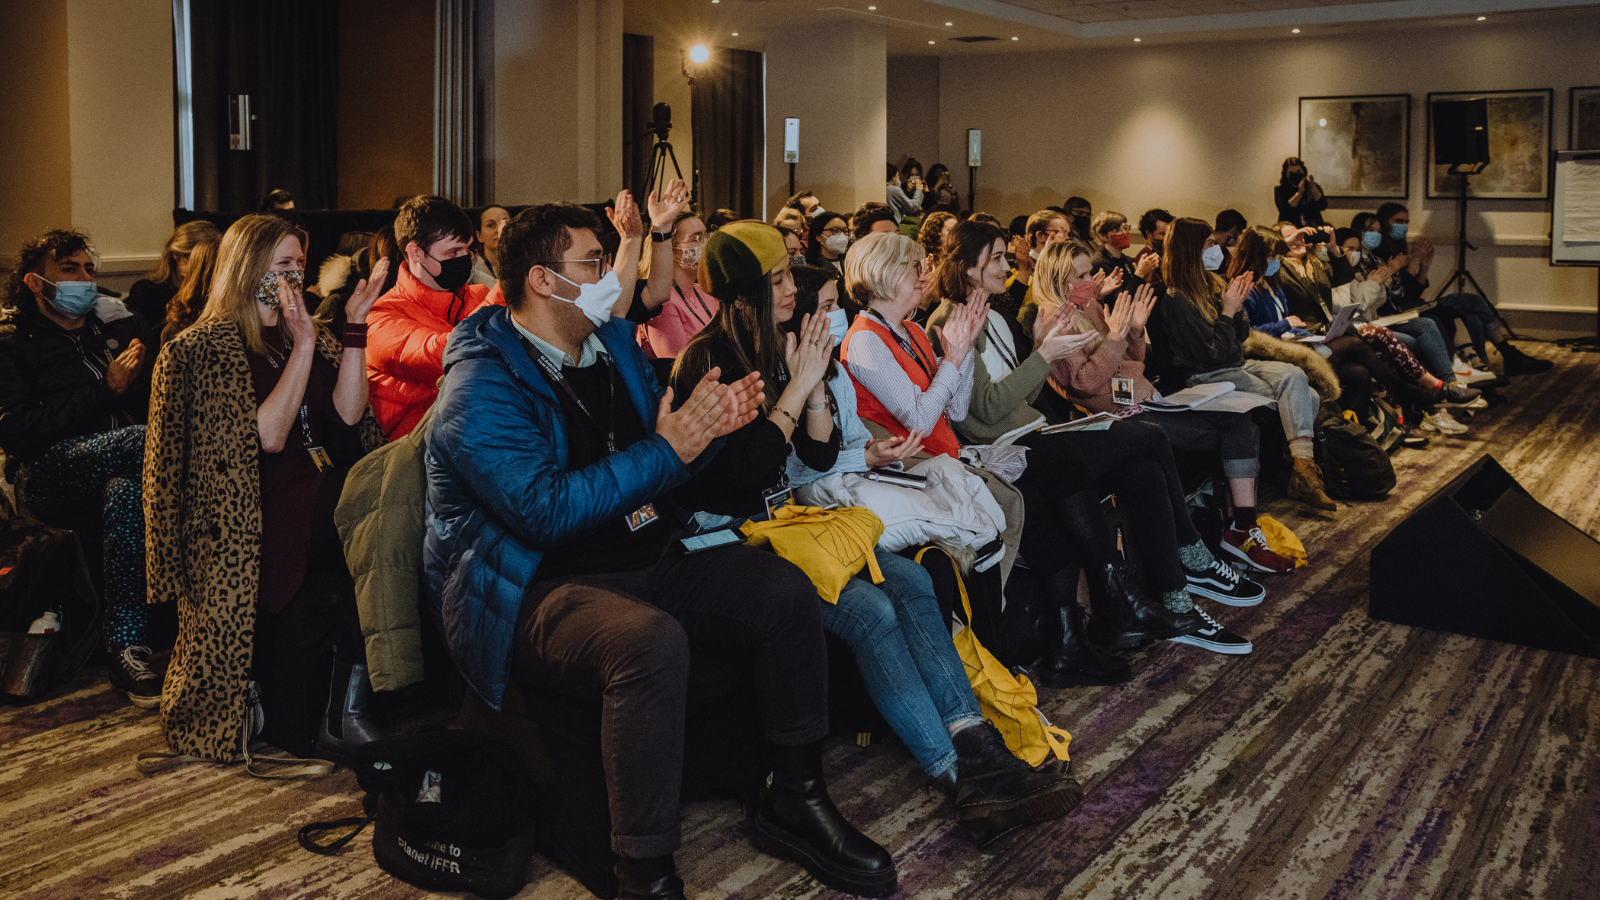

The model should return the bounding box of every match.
[0,518,102,700]
[298,730,538,900]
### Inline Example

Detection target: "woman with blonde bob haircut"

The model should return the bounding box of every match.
[145,213,390,768]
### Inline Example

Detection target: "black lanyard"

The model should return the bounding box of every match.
[529,346,619,456]
[672,282,714,326]
[984,319,1018,371]
[259,345,319,453]
[864,309,935,381]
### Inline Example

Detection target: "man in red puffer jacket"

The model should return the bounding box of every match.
[367,196,497,438]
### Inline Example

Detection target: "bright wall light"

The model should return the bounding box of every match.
[689,45,711,64]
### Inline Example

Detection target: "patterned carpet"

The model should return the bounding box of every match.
[5,341,1599,900]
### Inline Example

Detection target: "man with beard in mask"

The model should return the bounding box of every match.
[0,229,157,706]
[366,195,495,438]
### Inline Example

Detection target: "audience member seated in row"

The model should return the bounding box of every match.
[365,195,495,439]
[128,221,221,328]
[783,190,824,219]
[1210,209,1248,274]
[470,204,511,287]
[160,226,222,346]
[1157,217,1337,511]
[917,211,957,265]
[632,181,716,361]
[423,204,897,898]
[924,223,1261,657]
[772,206,807,234]
[1365,202,1551,376]
[145,214,389,763]
[779,225,806,269]
[853,202,899,241]
[1032,243,1293,576]
[1274,156,1326,228]
[0,229,156,705]
[1089,211,1161,292]
[669,221,1081,843]
[806,209,851,284]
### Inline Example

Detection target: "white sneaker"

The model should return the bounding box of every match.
[1420,409,1468,435]
[1454,352,1497,385]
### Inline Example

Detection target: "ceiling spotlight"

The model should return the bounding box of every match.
[946,22,954,26]
[731,32,738,36]
[928,40,935,44]
[688,44,710,64]
[1011,36,1019,41]
[867,5,875,8]
[1476,15,1486,20]
[1292,28,1302,33]
[1134,37,1142,42]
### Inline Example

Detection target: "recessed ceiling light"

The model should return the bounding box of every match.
[1292,28,1301,33]
[1011,36,1019,41]
[928,40,935,44]
[946,22,954,26]
[1133,37,1141,42]
[867,5,875,8]
[731,32,738,36]
[1476,15,1486,20]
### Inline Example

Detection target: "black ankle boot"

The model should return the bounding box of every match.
[1497,341,1552,375]
[316,662,384,764]
[1034,597,1132,688]
[752,742,897,897]
[1084,563,1197,650]
[947,722,1083,848]
[615,855,685,900]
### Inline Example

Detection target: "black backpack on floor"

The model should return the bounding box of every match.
[0,518,101,701]
[1314,403,1396,501]
[299,730,538,899]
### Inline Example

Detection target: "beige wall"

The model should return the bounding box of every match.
[887,55,939,176]
[493,0,624,206]
[0,0,172,283]
[338,0,434,210]
[936,17,1600,331]
[766,22,887,219]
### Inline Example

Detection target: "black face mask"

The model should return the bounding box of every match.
[1072,214,1090,233]
[1287,171,1305,185]
[428,253,473,292]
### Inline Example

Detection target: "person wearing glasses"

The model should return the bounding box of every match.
[364,195,495,439]
[1006,208,1110,322]
[424,203,897,899]
[805,211,852,285]
[633,180,713,360]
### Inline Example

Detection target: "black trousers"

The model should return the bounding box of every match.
[252,549,364,758]
[511,541,828,859]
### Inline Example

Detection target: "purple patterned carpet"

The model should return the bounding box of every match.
[3,342,1598,899]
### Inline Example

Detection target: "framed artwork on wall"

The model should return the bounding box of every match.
[1427,89,1552,199]
[1298,94,1410,198]
[1572,87,1600,151]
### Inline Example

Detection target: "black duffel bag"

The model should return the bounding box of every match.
[299,730,538,899]
[0,518,101,701]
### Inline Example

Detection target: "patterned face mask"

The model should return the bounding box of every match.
[254,269,304,308]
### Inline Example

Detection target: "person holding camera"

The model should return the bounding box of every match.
[1274,157,1327,228]
[886,162,925,224]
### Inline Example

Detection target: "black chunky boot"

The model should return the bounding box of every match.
[752,742,897,897]
[942,722,1083,848]
[615,854,685,900]
[315,662,385,765]
[1496,341,1553,375]
[1084,563,1198,650]
[1034,596,1132,688]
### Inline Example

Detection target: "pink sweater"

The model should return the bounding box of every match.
[639,282,718,359]
[1050,297,1154,414]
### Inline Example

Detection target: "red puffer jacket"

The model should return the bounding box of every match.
[366,265,496,438]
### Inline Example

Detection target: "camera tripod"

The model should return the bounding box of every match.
[1434,162,1519,339]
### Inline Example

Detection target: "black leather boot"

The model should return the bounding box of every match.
[1034,596,1132,688]
[615,854,685,900]
[752,742,897,897]
[316,662,385,764]
[947,722,1083,848]
[1084,563,1198,650]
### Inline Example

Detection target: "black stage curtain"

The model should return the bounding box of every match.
[691,47,763,220]
[623,33,656,201]
[190,0,340,211]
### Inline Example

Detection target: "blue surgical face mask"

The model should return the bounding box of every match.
[826,307,849,343]
[1362,231,1383,250]
[1264,258,1281,278]
[1201,245,1225,272]
[1316,245,1329,262]
[551,268,622,327]
[41,278,101,318]
[1388,223,1408,240]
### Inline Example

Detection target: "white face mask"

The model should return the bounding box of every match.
[826,307,849,343]
[1347,250,1361,266]
[550,269,621,327]
[1028,248,1040,261]
[1202,245,1225,272]
[1316,245,1330,262]
[824,233,849,255]
[676,245,703,268]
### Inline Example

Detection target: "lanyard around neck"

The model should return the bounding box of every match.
[865,308,935,381]
[528,344,619,455]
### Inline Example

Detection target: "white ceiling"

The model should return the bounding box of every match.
[624,0,1600,54]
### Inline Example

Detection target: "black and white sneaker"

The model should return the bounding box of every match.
[1167,606,1253,655]
[108,645,161,708]
[1184,558,1266,607]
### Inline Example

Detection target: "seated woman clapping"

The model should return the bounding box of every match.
[671,225,1081,845]
[926,222,1261,660]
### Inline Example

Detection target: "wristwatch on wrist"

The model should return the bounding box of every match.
[651,230,672,243]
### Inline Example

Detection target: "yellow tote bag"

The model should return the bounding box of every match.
[740,505,885,604]
[1255,514,1308,569]
[914,549,1072,767]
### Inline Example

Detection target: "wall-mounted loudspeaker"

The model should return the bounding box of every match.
[1432,98,1490,167]
[1370,455,1600,658]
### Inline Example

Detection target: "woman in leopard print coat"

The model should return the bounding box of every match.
[145,215,387,763]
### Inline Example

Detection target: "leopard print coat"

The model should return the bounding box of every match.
[145,320,385,762]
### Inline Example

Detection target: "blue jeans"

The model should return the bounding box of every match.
[818,549,982,777]
[1432,292,1506,354]
[1188,360,1319,442]
[1389,317,1453,380]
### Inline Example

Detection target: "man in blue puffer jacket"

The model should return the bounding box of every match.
[424,203,897,900]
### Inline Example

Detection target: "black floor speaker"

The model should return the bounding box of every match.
[1369,455,1600,658]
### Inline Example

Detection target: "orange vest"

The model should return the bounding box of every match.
[841,313,963,458]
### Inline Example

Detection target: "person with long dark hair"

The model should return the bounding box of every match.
[805,210,851,284]
[1274,156,1327,227]
[674,234,1082,844]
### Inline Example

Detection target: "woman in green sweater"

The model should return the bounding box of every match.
[927,221,1261,665]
